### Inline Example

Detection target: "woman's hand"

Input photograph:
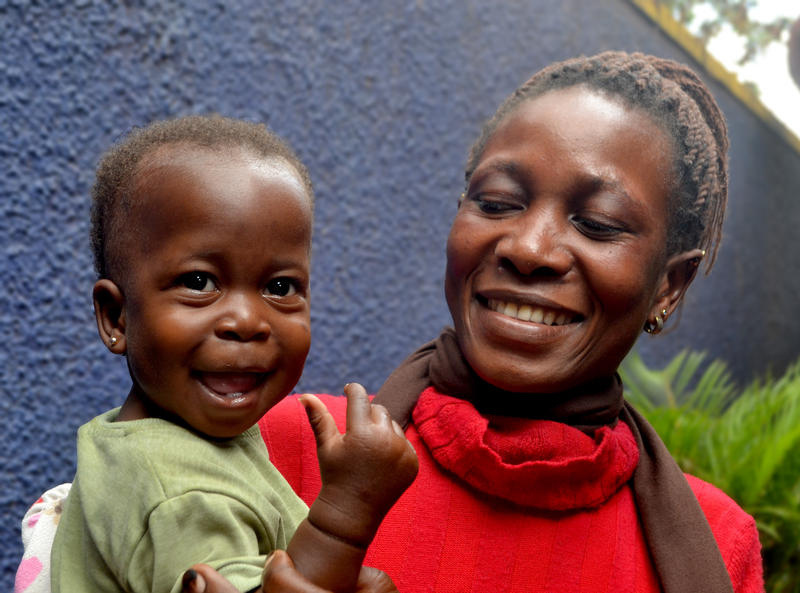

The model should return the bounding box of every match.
[300,383,419,546]
[180,550,399,593]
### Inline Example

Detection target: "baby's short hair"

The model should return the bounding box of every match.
[91,114,313,280]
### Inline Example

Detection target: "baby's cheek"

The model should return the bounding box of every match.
[282,318,311,366]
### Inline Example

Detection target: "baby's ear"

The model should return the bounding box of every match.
[93,279,126,354]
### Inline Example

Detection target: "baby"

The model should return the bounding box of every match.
[50,115,418,593]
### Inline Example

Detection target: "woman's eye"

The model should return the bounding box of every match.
[178,272,217,292]
[472,196,520,214]
[265,278,298,297]
[572,216,624,238]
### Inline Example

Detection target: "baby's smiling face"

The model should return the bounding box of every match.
[105,143,313,438]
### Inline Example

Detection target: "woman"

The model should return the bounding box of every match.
[18,51,762,593]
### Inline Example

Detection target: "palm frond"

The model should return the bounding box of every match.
[620,351,800,592]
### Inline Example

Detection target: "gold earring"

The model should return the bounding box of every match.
[644,309,667,335]
[656,309,667,332]
[109,336,118,347]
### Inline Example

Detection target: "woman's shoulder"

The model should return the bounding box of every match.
[685,474,764,593]
[685,474,754,528]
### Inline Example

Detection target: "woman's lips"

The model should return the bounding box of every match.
[196,372,267,396]
[484,297,583,326]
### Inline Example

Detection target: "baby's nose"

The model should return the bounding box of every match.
[214,293,271,341]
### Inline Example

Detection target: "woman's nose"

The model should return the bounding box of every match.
[214,293,271,342]
[494,209,572,276]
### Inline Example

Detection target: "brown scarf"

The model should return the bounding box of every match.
[374,328,734,593]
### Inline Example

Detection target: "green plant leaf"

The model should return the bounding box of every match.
[621,350,800,591]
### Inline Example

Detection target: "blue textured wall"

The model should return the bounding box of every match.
[3,1,800,587]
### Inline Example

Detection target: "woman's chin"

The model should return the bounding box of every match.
[457,306,596,393]
[461,340,582,393]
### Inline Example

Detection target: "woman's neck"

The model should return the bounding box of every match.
[468,374,623,432]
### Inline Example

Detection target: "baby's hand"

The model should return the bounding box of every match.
[299,384,418,547]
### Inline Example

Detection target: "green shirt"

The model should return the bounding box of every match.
[52,409,307,593]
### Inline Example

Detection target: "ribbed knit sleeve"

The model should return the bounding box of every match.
[686,475,764,593]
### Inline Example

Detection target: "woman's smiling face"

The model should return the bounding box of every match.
[445,85,677,393]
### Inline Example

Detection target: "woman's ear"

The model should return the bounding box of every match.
[649,248,705,325]
[93,279,127,354]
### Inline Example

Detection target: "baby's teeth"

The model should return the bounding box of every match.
[517,305,532,321]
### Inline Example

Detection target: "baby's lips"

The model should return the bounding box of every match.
[199,371,265,395]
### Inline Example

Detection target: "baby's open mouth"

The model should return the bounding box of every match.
[484,297,582,326]
[197,372,267,396]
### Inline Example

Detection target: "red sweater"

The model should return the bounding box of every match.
[260,390,763,593]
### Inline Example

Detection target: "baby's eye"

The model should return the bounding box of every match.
[265,278,298,297]
[178,272,217,292]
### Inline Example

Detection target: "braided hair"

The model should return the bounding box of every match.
[465,51,728,272]
[91,114,313,281]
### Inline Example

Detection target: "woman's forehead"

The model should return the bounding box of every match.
[476,86,674,203]
[491,86,667,149]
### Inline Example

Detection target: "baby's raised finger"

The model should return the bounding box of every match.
[344,382,371,430]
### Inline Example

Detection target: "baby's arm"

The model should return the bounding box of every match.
[182,551,400,593]
[285,383,418,593]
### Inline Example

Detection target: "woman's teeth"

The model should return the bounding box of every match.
[488,299,573,326]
